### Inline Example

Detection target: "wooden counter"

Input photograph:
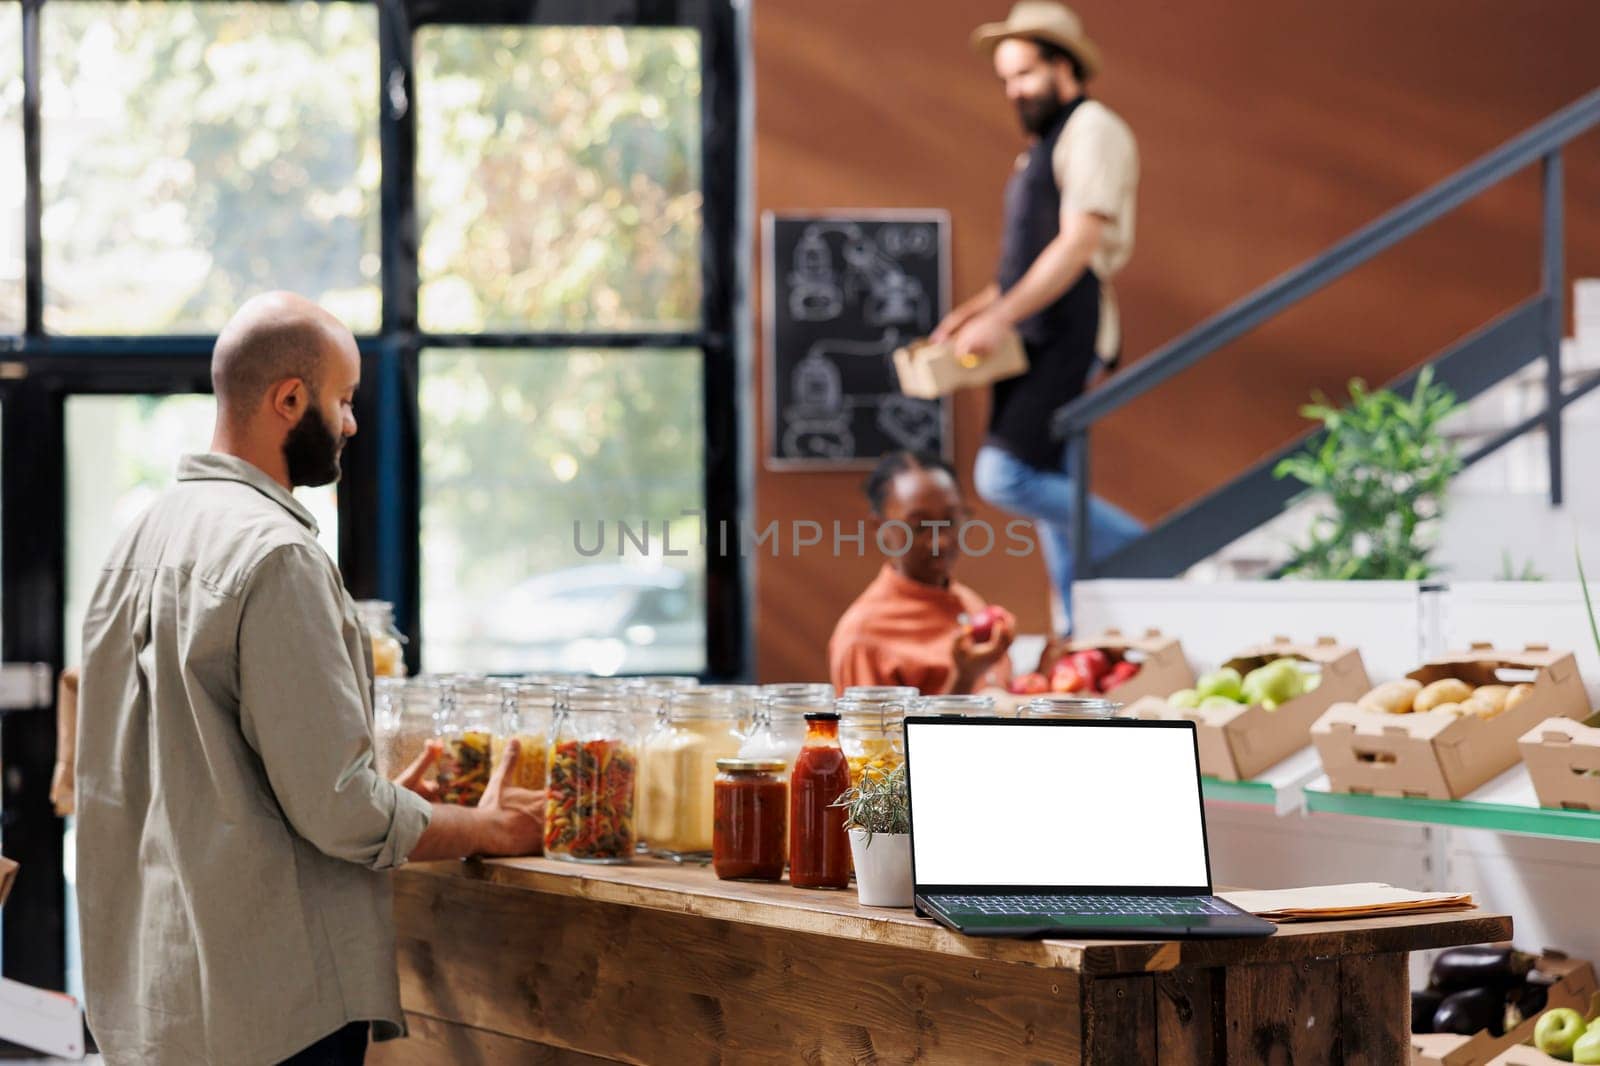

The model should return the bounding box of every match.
[372,857,1509,1065]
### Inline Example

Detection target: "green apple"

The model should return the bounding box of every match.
[1242,660,1302,707]
[1168,688,1201,710]
[1200,695,1243,711]
[1196,667,1244,703]
[1536,1007,1585,1060]
[1574,1026,1600,1065]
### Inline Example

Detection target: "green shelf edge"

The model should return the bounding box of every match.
[1305,788,1600,842]
[1201,776,1275,806]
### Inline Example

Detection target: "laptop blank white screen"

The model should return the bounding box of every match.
[905,721,1211,889]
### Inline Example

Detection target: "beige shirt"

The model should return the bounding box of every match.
[76,452,432,1066]
[1050,99,1139,358]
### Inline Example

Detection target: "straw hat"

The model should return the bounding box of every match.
[971,1,1101,79]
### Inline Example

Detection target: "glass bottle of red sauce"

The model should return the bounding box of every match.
[788,711,851,889]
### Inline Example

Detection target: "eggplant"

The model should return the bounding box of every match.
[1432,987,1507,1037]
[1515,981,1549,1017]
[1412,988,1445,1034]
[1429,946,1536,992]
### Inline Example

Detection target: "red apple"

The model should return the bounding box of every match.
[966,604,1008,643]
[1009,671,1050,695]
[1068,649,1111,684]
[1101,660,1141,692]
[1050,663,1088,694]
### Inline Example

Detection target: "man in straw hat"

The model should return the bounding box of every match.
[934,1,1142,633]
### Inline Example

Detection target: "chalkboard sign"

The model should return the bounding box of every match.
[763,211,951,469]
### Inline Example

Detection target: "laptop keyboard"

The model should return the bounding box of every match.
[936,893,1233,917]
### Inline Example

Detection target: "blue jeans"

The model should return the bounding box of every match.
[973,444,1144,633]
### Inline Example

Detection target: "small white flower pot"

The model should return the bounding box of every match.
[849,829,913,908]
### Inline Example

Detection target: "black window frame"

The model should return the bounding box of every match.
[0,0,746,991]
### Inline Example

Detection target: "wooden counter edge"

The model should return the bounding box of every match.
[396,859,1511,977]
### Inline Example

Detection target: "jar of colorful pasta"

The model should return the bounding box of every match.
[545,686,640,864]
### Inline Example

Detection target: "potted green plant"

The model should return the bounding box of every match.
[1274,367,1462,580]
[831,763,913,908]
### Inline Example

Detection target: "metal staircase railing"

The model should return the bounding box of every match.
[1050,87,1600,581]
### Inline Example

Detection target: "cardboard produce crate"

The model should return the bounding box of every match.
[891,332,1027,399]
[1315,645,1589,801]
[1062,627,1195,705]
[1412,952,1597,1066]
[1518,711,1600,811]
[1128,636,1371,782]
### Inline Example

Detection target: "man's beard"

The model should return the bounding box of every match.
[283,398,343,488]
[1016,88,1067,137]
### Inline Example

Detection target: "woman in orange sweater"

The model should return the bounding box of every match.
[828,451,1015,694]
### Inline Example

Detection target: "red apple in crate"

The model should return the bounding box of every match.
[1102,660,1141,693]
[1051,663,1088,694]
[1068,649,1111,685]
[1009,671,1049,695]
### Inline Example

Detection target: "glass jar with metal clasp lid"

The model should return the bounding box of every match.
[1019,695,1126,719]
[637,686,749,860]
[354,599,407,678]
[914,693,997,717]
[434,675,501,806]
[494,678,559,792]
[740,683,836,767]
[837,687,918,784]
[373,676,437,779]
[545,684,640,864]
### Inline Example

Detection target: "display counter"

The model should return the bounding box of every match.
[370,857,1509,1064]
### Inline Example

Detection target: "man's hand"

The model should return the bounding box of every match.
[951,310,1010,361]
[932,283,1001,343]
[476,738,546,857]
[949,609,1016,694]
[393,739,443,802]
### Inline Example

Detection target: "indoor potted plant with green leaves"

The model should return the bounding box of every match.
[831,763,913,907]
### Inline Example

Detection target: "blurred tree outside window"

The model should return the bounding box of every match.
[40,2,380,333]
[415,25,702,332]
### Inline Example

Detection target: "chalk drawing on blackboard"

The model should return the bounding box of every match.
[840,230,929,331]
[877,223,937,259]
[788,225,846,322]
[782,329,928,457]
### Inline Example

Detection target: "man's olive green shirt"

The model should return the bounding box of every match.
[76,453,432,1065]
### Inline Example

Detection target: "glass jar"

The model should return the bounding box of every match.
[789,712,852,889]
[435,677,500,806]
[373,677,413,777]
[740,683,835,766]
[842,685,920,702]
[916,694,996,716]
[495,680,557,791]
[637,688,747,859]
[838,693,914,783]
[712,758,788,882]
[354,599,407,678]
[545,686,639,864]
[1020,696,1125,719]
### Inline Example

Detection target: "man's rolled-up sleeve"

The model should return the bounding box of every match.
[237,544,432,869]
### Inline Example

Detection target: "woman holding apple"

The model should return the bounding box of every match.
[828,451,1016,695]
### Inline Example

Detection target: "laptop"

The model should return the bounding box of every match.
[903,716,1276,939]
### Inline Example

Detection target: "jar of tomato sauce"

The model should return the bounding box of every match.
[712,758,788,881]
[789,712,851,889]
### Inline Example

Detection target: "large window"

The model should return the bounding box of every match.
[413,22,713,674]
[0,0,740,990]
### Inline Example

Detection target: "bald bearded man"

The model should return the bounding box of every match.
[76,293,544,1066]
